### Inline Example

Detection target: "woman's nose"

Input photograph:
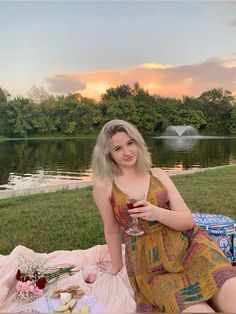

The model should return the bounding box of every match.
[123,146,131,155]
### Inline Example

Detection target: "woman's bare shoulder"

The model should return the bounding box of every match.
[151,167,171,184]
[93,177,113,208]
[151,167,167,177]
[93,177,113,193]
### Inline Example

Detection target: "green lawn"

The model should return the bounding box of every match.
[0,166,235,255]
[173,166,236,218]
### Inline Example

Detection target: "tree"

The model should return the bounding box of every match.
[100,96,138,124]
[31,108,57,135]
[154,98,183,132]
[28,86,52,104]
[101,84,132,101]
[133,82,155,103]
[4,97,34,137]
[135,101,162,135]
[179,109,207,129]
[197,88,233,134]
[52,93,99,135]
[228,105,236,134]
[0,87,10,104]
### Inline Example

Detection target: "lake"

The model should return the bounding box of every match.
[0,136,236,186]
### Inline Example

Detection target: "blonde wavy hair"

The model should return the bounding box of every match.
[91,119,152,180]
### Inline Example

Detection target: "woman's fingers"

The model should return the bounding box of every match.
[128,203,158,221]
[129,205,150,218]
[128,200,148,210]
[133,200,148,207]
[130,212,148,219]
[128,207,145,214]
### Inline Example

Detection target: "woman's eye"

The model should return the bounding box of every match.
[128,141,134,145]
[115,147,121,151]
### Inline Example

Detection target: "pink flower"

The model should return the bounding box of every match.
[33,287,43,298]
[14,255,76,302]
[21,282,29,293]
[16,281,23,292]
[29,285,35,293]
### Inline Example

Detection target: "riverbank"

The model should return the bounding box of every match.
[0,134,98,141]
[0,177,93,200]
[0,164,235,200]
[0,165,235,254]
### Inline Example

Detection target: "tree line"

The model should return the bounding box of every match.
[0,83,236,137]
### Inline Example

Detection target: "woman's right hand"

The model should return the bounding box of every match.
[98,261,123,275]
[98,261,112,273]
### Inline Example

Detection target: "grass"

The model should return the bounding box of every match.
[0,165,235,255]
[173,166,236,219]
[0,188,104,255]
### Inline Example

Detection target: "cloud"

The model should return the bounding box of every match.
[45,73,86,93]
[138,63,173,69]
[45,55,236,100]
[226,19,236,28]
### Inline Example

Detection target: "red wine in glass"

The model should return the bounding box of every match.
[84,273,97,284]
[127,202,143,210]
[126,193,145,236]
[81,263,98,303]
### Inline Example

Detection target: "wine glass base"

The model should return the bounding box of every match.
[125,227,144,236]
[83,294,97,305]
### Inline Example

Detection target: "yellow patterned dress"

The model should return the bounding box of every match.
[111,175,236,313]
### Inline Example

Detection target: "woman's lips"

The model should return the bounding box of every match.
[124,155,134,161]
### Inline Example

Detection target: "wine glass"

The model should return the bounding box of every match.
[81,263,98,304]
[125,192,145,236]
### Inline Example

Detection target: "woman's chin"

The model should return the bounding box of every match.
[123,160,137,167]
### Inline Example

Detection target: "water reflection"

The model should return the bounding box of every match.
[0,136,236,187]
[146,136,236,171]
[161,136,199,151]
[0,138,95,186]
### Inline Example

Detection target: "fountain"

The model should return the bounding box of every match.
[163,125,199,137]
[152,125,235,153]
[160,125,199,151]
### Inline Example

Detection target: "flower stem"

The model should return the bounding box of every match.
[44,266,77,283]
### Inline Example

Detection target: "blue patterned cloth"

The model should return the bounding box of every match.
[193,213,236,262]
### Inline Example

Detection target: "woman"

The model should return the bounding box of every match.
[91,119,236,313]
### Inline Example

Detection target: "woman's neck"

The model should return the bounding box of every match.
[114,167,150,196]
[118,166,149,179]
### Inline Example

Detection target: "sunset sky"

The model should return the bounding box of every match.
[1,0,236,100]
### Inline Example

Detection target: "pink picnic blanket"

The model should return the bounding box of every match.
[0,244,136,313]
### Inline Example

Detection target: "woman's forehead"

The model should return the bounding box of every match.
[110,131,131,146]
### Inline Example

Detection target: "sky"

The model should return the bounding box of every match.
[0,0,236,100]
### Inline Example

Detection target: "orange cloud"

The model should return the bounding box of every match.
[45,56,236,100]
[139,63,172,69]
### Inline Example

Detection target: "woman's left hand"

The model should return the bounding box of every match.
[128,200,159,221]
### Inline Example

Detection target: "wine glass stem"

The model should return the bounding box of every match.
[88,284,92,295]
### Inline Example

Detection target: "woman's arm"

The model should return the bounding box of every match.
[128,168,194,231]
[93,179,123,275]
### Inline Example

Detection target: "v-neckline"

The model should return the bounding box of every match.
[113,174,152,201]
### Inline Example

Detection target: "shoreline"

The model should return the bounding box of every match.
[0,164,235,200]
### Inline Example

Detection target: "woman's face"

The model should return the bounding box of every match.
[109,131,138,169]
